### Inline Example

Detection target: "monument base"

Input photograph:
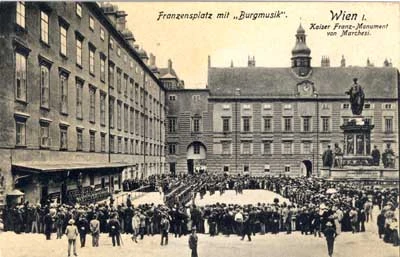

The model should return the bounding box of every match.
[320,167,399,185]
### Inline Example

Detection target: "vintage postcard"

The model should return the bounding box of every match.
[0,1,399,257]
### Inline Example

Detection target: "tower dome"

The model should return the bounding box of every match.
[291,24,312,76]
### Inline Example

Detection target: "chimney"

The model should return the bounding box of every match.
[230,60,234,68]
[366,58,374,67]
[208,55,211,68]
[101,3,118,25]
[321,56,330,67]
[383,58,390,67]
[150,53,156,66]
[116,11,127,32]
[168,59,173,73]
[248,55,255,67]
[340,55,346,67]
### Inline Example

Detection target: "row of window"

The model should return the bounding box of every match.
[166,116,394,134]
[168,94,201,102]
[15,119,164,155]
[168,163,291,174]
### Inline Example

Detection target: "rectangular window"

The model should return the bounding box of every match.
[284,117,292,132]
[124,105,128,132]
[16,2,25,28]
[124,138,128,154]
[117,46,121,57]
[89,16,94,30]
[135,84,139,104]
[342,103,350,109]
[89,47,95,74]
[39,124,50,148]
[76,3,82,17]
[40,11,49,44]
[100,133,106,152]
[384,103,393,109]
[168,143,176,154]
[283,104,292,110]
[109,63,114,88]
[117,102,122,130]
[222,141,231,155]
[283,141,292,154]
[263,104,272,110]
[129,108,134,134]
[89,131,95,152]
[40,65,50,108]
[243,104,251,110]
[168,118,177,133]
[242,141,251,154]
[109,97,115,128]
[76,80,83,119]
[100,55,106,82]
[15,121,26,146]
[243,117,250,132]
[263,118,272,132]
[76,39,82,67]
[118,137,122,153]
[60,73,68,114]
[243,164,249,173]
[264,164,270,173]
[303,117,310,132]
[322,117,330,132]
[15,52,27,101]
[60,26,67,56]
[385,118,393,133]
[284,165,291,173]
[222,104,230,110]
[130,79,134,100]
[135,111,140,135]
[109,38,114,49]
[223,165,229,172]
[89,86,96,123]
[193,118,200,133]
[100,28,105,40]
[124,75,128,96]
[100,92,106,126]
[110,135,115,153]
[130,139,134,154]
[322,103,329,110]
[263,141,272,155]
[76,129,83,151]
[192,95,200,102]
[116,68,122,93]
[60,127,68,150]
[222,118,230,132]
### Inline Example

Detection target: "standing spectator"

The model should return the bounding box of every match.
[108,214,121,247]
[89,214,100,247]
[189,226,198,257]
[77,214,89,247]
[377,211,386,239]
[131,211,140,243]
[349,208,358,233]
[44,210,53,240]
[160,215,170,246]
[323,221,337,257]
[241,212,252,241]
[55,209,65,239]
[65,219,78,257]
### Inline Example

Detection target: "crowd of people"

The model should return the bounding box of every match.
[1,174,398,256]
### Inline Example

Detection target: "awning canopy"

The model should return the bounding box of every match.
[12,162,134,174]
[7,189,25,196]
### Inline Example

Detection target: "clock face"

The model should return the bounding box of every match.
[303,84,311,92]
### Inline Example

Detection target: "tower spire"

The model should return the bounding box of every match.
[291,24,312,76]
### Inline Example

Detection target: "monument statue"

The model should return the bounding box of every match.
[382,143,395,168]
[345,78,365,115]
[322,145,333,168]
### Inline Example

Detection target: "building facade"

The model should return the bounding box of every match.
[165,25,399,181]
[0,2,166,206]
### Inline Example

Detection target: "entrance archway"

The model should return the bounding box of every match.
[187,141,207,175]
[301,160,313,177]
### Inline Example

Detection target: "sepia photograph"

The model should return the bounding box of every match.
[0,1,399,257]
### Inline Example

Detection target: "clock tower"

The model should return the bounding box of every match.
[291,24,312,77]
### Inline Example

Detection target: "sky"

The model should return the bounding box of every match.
[117,2,400,88]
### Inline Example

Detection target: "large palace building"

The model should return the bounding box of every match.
[0,2,166,206]
[165,25,399,181]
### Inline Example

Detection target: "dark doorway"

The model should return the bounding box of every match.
[110,176,114,192]
[187,159,194,175]
[101,177,105,189]
[303,160,313,177]
[40,186,48,205]
[170,162,176,177]
[61,183,67,204]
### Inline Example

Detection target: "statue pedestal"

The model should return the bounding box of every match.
[340,118,374,166]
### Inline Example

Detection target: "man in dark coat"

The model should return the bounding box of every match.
[108,214,121,247]
[43,210,53,240]
[160,214,170,246]
[77,214,89,247]
[377,211,386,239]
[189,226,198,257]
[323,221,337,257]
[241,212,252,241]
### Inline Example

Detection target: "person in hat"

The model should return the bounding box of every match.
[323,221,337,257]
[160,214,170,246]
[188,226,198,257]
[89,214,100,247]
[65,219,78,257]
